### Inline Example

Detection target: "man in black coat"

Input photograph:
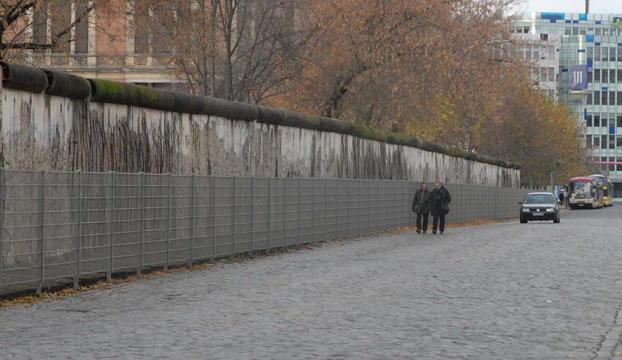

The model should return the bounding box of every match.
[411,183,430,233]
[429,181,451,235]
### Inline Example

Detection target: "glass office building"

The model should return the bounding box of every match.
[511,12,622,197]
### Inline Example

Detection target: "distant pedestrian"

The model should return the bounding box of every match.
[412,183,430,234]
[429,181,451,235]
[558,189,565,206]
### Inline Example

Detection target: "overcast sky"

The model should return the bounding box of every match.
[520,0,622,13]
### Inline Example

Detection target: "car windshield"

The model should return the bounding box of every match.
[524,194,556,204]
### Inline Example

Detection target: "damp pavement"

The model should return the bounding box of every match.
[1,205,622,359]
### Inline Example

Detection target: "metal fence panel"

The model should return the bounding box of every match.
[0,169,536,296]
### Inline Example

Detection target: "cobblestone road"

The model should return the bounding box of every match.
[2,205,622,360]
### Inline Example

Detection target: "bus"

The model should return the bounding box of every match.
[590,174,613,207]
[568,176,603,209]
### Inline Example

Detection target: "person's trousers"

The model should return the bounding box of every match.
[416,212,429,232]
[432,215,445,233]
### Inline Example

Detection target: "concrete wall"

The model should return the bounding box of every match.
[0,87,520,187]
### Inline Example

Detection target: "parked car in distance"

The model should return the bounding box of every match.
[519,192,560,224]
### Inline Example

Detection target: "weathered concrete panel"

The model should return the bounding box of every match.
[0,88,520,187]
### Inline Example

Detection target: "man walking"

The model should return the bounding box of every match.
[429,181,451,235]
[412,183,430,233]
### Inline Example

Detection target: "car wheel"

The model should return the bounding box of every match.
[520,218,527,224]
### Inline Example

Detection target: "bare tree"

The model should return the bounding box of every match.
[132,0,307,103]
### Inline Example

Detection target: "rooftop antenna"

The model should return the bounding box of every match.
[586,0,590,14]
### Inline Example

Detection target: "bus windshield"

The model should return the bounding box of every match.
[570,181,591,196]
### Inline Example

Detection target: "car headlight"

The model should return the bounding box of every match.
[521,208,530,213]
[546,208,555,212]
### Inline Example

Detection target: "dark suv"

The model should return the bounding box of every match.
[519,192,560,224]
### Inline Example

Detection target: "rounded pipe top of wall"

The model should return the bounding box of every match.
[0,62,520,169]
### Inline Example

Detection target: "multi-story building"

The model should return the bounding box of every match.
[5,0,301,95]
[23,0,175,87]
[512,12,622,197]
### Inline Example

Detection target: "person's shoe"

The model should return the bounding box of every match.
[432,231,437,234]
[416,229,421,234]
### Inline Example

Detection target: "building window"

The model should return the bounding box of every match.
[588,71,593,83]
[602,135,608,149]
[595,136,601,147]
[611,69,616,83]
[587,93,593,105]
[610,135,616,149]
[587,115,593,126]
[618,92,622,106]
[602,118,608,128]
[611,48,617,62]
[610,91,616,105]
[602,91,608,105]
[75,2,89,54]
[603,48,609,62]
[573,27,579,35]
[596,28,602,36]
[595,47,601,61]
[617,136,622,147]
[617,115,622,127]
[603,70,609,83]
[595,91,601,105]
[595,69,601,82]
[587,135,593,148]
[594,115,601,127]
[588,47,594,59]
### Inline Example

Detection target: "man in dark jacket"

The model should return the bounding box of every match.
[412,183,430,233]
[429,181,451,235]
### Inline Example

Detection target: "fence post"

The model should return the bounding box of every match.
[166,173,171,271]
[377,180,381,233]
[74,171,82,290]
[38,170,45,296]
[267,178,271,254]
[346,179,350,237]
[283,178,287,249]
[324,179,327,242]
[108,171,114,282]
[232,176,236,259]
[298,178,301,249]
[0,168,4,292]
[366,180,371,235]
[0,168,6,292]
[211,177,216,261]
[138,172,144,276]
[190,174,195,267]
[358,179,361,237]
[312,177,315,243]
[250,176,255,256]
